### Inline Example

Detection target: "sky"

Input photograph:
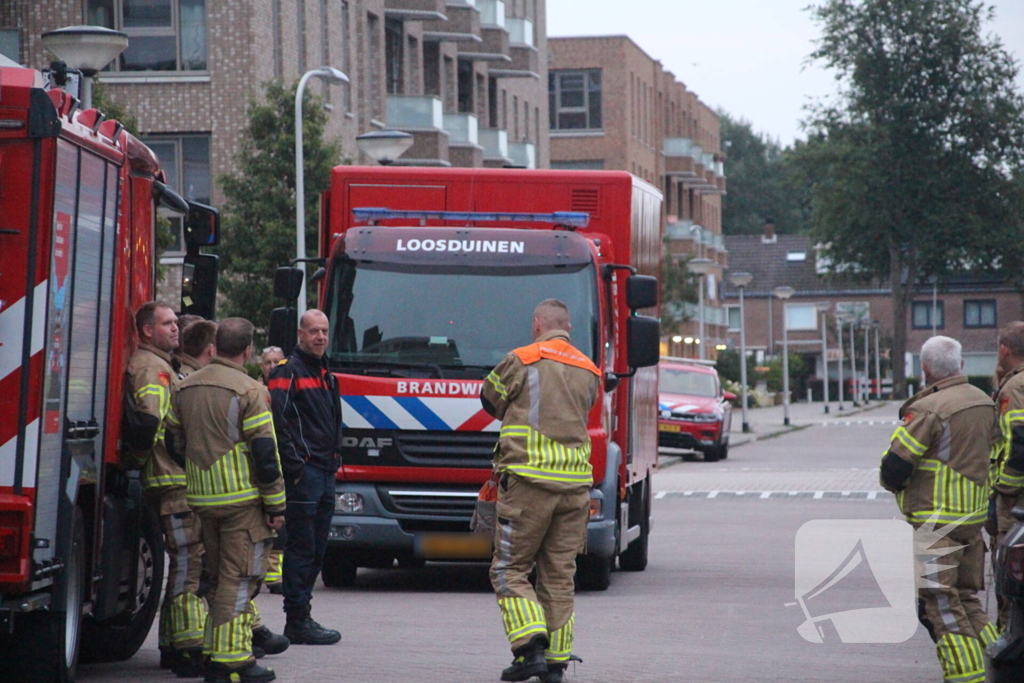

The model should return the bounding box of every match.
[547,0,1024,147]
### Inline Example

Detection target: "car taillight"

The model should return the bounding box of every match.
[1006,543,1024,584]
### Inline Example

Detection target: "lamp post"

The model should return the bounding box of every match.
[729,271,753,433]
[774,286,795,426]
[816,302,831,413]
[296,66,349,318]
[849,319,860,407]
[862,322,871,404]
[836,317,846,411]
[41,25,128,109]
[689,223,704,259]
[872,321,882,400]
[356,130,415,166]
[688,257,715,361]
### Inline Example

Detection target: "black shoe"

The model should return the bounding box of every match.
[501,635,549,682]
[160,648,175,670]
[170,648,205,679]
[266,582,283,595]
[251,626,289,656]
[284,606,341,645]
[203,661,276,683]
[543,664,566,683]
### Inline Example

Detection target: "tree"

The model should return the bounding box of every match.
[218,80,344,327]
[797,0,1024,397]
[718,112,809,235]
[659,249,699,333]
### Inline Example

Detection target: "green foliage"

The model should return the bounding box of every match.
[718,113,810,235]
[91,79,138,136]
[797,0,1024,398]
[715,349,759,387]
[659,251,699,331]
[764,352,807,393]
[218,80,344,328]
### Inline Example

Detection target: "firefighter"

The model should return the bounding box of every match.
[259,346,287,595]
[480,299,600,683]
[125,302,207,675]
[989,321,1024,631]
[167,317,286,683]
[879,336,997,683]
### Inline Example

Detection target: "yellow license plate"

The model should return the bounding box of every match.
[659,423,682,432]
[415,533,492,559]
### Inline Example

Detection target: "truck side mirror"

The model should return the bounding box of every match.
[268,307,297,356]
[626,275,658,310]
[184,202,220,248]
[181,253,218,320]
[627,315,660,368]
[274,267,304,302]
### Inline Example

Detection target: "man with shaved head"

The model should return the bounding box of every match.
[481,299,601,683]
[268,309,343,645]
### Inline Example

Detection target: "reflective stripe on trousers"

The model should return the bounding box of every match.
[936,633,985,683]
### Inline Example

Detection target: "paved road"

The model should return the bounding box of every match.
[81,401,992,682]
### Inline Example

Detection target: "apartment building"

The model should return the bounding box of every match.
[2,0,550,255]
[547,35,728,354]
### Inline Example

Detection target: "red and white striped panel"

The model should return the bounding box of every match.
[0,281,48,490]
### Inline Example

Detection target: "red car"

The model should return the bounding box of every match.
[657,359,735,461]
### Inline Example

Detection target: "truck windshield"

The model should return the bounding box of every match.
[324,260,598,378]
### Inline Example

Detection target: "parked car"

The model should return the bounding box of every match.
[657,359,735,462]
[989,506,1024,681]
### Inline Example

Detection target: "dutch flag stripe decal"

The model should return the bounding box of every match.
[344,395,400,430]
[394,397,449,431]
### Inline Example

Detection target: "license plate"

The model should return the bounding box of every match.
[415,533,492,559]
[659,423,682,433]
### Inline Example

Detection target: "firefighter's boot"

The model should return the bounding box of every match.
[543,655,582,683]
[284,605,341,645]
[203,661,276,683]
[251,625,290,658]
[170,648,205,679]
[501,634,549,682]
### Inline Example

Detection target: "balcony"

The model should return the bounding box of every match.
[480,128,510,165]
[457,23,510,62]
[423,1,481,42]
[443,112,479,145]
[477,0,505,27]
[506,18,533,46]
[664,138,700,179]
[508,141,536,168]
[384,0,448,21]
[386,95,444,130]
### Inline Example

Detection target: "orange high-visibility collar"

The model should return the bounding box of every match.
[512,339,600,376]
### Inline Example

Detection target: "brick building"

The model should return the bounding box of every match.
[721,229,1024,393]
[1,0,551,258]
[546,35,728,355]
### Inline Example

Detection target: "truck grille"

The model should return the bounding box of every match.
[378,487,479,518]
[395,431,497,468]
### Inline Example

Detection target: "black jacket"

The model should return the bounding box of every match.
[269,347,343,477]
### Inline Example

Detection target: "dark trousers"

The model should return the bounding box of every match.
[283,465,335,612]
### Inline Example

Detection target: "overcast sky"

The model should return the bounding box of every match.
[548,0,1024,147]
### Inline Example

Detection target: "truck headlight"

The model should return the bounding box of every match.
[335,493,364,513]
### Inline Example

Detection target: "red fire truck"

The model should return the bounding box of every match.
[0,59,218,681]
[270,166,661,591]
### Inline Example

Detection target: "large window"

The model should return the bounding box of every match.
[964,300,997,329]
[785,303,818,331]
[549,69,602,131]
[87,0,207,72]
[727,305,741,331]
[143,135,210,253]
[912,301,944,329]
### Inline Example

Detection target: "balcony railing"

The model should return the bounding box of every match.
[508,141,535,168]
[506,17,533,46]
[479,128,509,159]
[477,0,505,27]
[386,95,443,129]
[443,112,479,145]
[664,137,700,158]
[714,159,725,177]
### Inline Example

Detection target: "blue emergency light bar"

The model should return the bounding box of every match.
[352,207,591,228]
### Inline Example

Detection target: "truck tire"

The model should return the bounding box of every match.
[0,507,85,682]
[321,550,358,588]
[81,504,163,663]
[575,553,612,591]
[619,476,650,572]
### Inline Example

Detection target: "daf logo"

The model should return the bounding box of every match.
[342,437,393,449]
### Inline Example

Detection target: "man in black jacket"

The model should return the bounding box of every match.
[269,310,343,645]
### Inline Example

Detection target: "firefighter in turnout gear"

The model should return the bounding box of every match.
[480,299,600,683]
[167,318,286,683]
[125,302,207,675]
[259,346,287,595]
[879,336,997,683]
[990,321,1024,631]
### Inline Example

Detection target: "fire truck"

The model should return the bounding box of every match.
[0,58,218,681]
[270,166,661,591]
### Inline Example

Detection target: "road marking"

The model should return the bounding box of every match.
[655,490,894,501]
[867,491,878,500]
[708,491,719,499]
[760,492,771,499]
[813,491,824,499]
[655,491,667,500]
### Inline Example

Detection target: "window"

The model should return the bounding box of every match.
[341,1,352,110]
[87,0,207,72]
[786,251,806,262]
[385,19,403,94]
[548,69,602,131]
[0,28,19,62]
[785,303,817,331]
[964,300,996,328]
[727,305,741,331]
[143,135,210,254]
[912,301,944,329]
[551,160,605,170]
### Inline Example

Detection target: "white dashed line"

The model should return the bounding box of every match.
[655,491,667,500]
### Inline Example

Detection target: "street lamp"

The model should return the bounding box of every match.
[296,66,349,317]
[774,286,795,426]
[729,271,753,433]
[688,257,715,361]
[848,318,860,406]
[836,316,846,411]
[41,25,128,109]
[862,322,871,404]
[356,130,414,166]
[872,321,882,400]
[689,223,704,258]
[816,302,831,413]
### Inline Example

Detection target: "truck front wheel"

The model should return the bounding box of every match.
[321,549,358,588]
[619,475,651,572]
[575,553,612,591]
